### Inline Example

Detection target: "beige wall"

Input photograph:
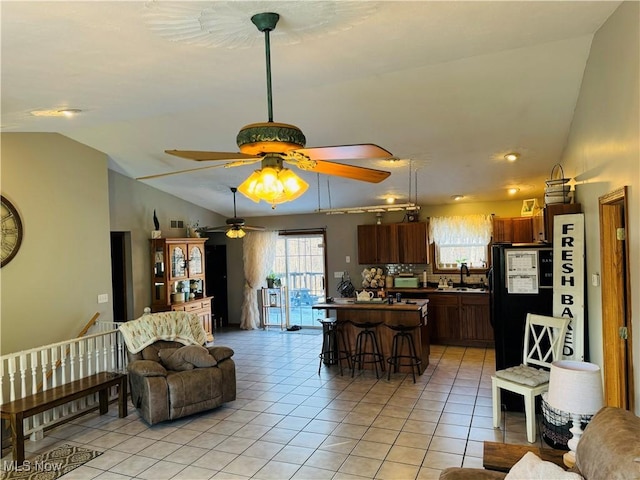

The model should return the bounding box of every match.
[561,1,640,414]
[108,171,226,319]
[1,133,112,354]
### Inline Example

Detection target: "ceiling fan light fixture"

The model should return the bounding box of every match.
[237,166,308,206]
[226,226,246,239]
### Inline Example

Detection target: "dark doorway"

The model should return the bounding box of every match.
[110,232,133,322]
[206,244,228,328]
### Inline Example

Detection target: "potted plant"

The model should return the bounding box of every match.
[266,272,281,288]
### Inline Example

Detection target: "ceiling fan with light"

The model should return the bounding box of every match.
[200,187,265,239]
[138,12,394,208]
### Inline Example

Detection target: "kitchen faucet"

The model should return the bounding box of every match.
[460,263,470,286]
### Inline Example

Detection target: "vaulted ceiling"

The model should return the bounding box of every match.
[1,1,621,217]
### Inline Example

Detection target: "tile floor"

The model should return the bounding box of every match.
[3,328,553,479]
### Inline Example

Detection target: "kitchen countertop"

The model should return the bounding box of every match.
[313,299,429,311]
[386,287,488,294]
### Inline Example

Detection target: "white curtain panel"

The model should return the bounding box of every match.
[240,230,279,330]
[429,214,493,245]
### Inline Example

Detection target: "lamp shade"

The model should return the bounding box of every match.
[547,361,604,415]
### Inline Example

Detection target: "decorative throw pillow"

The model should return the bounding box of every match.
[505,452,583,480]
[158,345,217,371]
[207,345,234,362]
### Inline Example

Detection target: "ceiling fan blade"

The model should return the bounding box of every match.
[243,225,266,231]
[293,144,393,161]
[137,159,261,181]
[200,226,228,232]
[305,160,391,183]
[165,150,259,161]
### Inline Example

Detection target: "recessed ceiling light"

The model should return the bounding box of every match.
[386,197,395,204]
[30,108,83,117]
[451,195,464,201]
[508,187,520,195]
[505,153,520,162]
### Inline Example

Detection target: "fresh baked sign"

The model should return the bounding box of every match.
[553,213,585,361]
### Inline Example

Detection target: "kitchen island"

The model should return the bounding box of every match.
[313,299,429,374]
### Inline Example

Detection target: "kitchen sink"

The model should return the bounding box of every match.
[454,287,486,292]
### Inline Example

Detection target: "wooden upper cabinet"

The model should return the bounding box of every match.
[512,217,533,243]
[376,224,399,264]
[358,222,428,265]
[397,222,428,264]
[492,217,533,243]
[533,203,582,243]
[357,224,398,264]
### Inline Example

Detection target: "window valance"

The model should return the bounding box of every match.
[429,214,493,246]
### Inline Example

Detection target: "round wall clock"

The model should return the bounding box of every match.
[1,195,23,267]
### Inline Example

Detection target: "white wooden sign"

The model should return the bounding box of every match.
[553,213,585,361]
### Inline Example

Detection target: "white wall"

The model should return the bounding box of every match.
[561,1,640,414]
[1,133,112,354]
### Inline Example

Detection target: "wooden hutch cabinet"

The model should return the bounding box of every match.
[150,238,213,334]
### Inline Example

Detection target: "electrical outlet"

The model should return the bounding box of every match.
[334,272,343,278]
[97,294,109,304]
[346,256,351,263]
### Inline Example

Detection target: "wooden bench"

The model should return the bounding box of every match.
[483,441,567,472]
[1,371,127,464]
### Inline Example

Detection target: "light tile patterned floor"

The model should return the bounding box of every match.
[2,328,552,479]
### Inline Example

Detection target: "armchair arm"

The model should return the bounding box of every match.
[128,359,167,377]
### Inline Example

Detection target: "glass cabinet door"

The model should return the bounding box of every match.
[171,245,187,279]
[188,246,203,276]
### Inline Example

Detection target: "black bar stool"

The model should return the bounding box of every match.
[350,319,385,379]
[317,318,351,376]
[385,322,422,383]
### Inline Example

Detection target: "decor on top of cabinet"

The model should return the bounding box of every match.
[187,220,201,238]
[361,267,386,288]
[545,164,572,205]
[151,209,161,238]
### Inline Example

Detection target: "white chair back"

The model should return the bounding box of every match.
[523,313,569,369]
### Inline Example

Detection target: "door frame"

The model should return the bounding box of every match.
[599,186,634,409]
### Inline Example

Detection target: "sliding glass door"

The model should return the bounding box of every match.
[273,231,327,327]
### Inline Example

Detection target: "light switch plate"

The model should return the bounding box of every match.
[591,273,600,287]
[97,294,109,303]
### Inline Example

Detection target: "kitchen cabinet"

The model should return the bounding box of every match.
[397,222,429,264]
[150,237,213,333]
[357,224,398,264]
[460,295,493,346]
[492,217,533,244]
[426,293,493,347]
[532,203,582,243]
[357,222,428,264]
[427,294,460,345]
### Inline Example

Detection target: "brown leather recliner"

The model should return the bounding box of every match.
[126,340,236,425]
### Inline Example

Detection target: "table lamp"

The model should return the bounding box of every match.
[546,360,604,468]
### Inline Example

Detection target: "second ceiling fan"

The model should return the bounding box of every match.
[200,187,265,239]
[140,12,394,207]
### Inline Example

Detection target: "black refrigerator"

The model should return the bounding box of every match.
[489,243,554,411]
